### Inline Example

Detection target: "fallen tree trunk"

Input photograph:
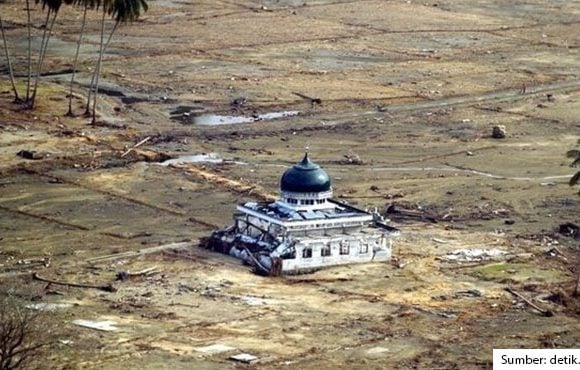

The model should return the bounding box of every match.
[505,286,553,317]
[33,273,117,292]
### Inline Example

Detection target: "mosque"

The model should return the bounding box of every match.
[203,153,398,275]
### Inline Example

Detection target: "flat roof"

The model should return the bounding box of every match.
[239,199,372,223]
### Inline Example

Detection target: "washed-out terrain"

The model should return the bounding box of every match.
[0,0,579,368]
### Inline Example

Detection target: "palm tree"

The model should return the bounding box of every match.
[66,0,95,116]
[90,0,148,124]
[83,17,114,117]
[25,0,33,102]
[29,0,65,108]
[0,16,21,102]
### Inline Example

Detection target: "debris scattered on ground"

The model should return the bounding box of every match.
[33,273,117,292]
[545,247,569,260]
[341,151,364,165]
[194,344,236,354]
[432,238,449,244]
[505,287,554,317]
[366,347,390,356]
[413,305,457,318]
[231,96,248,108]
[439,248,507,263]
[121,136,151,158]
[229,353,258,364]
[72,319,119,332]
[558,222,579,239]
[386,204,438,223]
[240,295,277,306]
[116,266,159,281]
[16,149,51,160]
[491,125,506,139]
[292,91,322,106]
[453,289,483,298]
[392,257,415,269]
[86,242,191,264]
[26,302,73,311]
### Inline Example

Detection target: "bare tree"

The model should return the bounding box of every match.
[0,294,54,370]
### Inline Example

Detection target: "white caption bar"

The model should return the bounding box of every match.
[494,349,580,370]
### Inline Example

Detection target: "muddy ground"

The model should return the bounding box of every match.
[1,0,579,368]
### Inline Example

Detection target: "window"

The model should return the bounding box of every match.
[359,244,369,254]
[340,242,350,255]
[302,247,312,259]
[321,246,331,257]
[281,248,296,260]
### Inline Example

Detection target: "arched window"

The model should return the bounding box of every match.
[321,246,331,257]
[302,247,312,259]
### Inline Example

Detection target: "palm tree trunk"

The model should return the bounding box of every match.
[0,16,20,102]
[89,9,106,122]
[25,0,32,102]
[84,64,96,115]
[30,9,57,109]
[86,18,117,116]
[91,18,119,124]
[67,4,88,116]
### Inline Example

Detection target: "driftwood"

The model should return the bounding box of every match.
[412,305,456,318]
[86,242,192,264]
[121,136,151,158]
[116,266,159,281]
[505,286,553,317]
[33,273,117,293]
[292,91,322,105]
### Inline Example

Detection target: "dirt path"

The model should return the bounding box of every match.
[320,79,580,121]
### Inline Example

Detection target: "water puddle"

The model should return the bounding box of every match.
[159,153,247,166]
[172,109,300,125]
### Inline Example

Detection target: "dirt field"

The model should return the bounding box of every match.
[1,0,579,368]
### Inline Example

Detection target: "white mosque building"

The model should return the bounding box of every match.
[203,153,398,275]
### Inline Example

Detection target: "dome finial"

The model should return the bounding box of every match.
[301,146,310,164]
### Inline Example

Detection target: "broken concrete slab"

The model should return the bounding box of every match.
[229,353,258,364]
[194,344,236,354]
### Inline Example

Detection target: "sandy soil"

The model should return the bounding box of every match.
[1,0,579,368]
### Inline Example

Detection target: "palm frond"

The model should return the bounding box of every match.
[107,0,148,23]
[36,0,63,12]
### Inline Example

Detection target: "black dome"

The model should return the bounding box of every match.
[280,153,331,193]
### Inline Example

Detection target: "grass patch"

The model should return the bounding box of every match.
[471,262,568,284]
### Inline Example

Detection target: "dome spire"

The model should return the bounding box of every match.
[301,147,310,165]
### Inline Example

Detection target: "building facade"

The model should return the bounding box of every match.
[203,153,398,275]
